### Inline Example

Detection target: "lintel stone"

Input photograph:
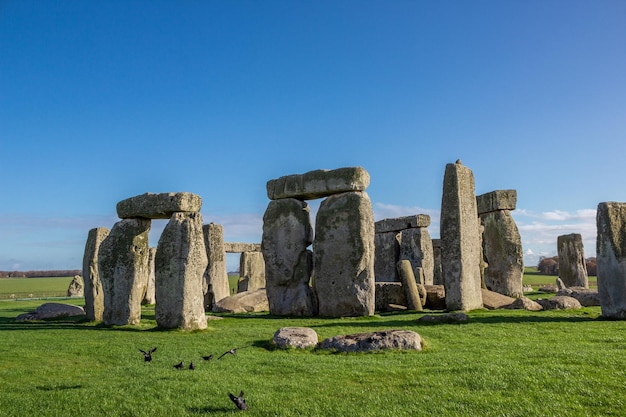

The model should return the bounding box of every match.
[117,192,202,219]
[225,242,262,253]
[266,167,370,200]
[476,190,517,215]
[375,214,431,233]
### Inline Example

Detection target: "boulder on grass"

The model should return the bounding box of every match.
[556,287,600,307]
[319,330,422,353]
[212,289,269,313]
[536,296,582,310]
[505,297,543,311]
[16,303,85,321]
[273,327,319,349]
[481,288,516,310]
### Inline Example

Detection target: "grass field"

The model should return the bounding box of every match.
[0,277,75,299]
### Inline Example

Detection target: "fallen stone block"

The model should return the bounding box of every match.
[319,330,422,353]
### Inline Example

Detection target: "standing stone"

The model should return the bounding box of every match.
[99,219,151,325]
[440,161,483,311]
[155,212,208,330]
[397,260,423,311]
[432,239,443,285]
[262,198,317,316]
[314,191,375,317]
[399,228,434,285]
[374,231,400,282]
[67,275,84,297]
[82,227,109,321]
[142,247,156,305]
[596,202,626,319]
[237,251,266,293]
[557,233,589,288]
[203,223,230,309]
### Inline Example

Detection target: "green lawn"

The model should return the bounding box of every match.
[1,297,625,416]
[0,277,75,299]
[523,267,597,288]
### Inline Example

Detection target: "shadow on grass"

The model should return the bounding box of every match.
[188,406,233,414]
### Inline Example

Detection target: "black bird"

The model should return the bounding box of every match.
[201,354,213,361]
[228,391,248,411]
[189,361,195,370]
[173,361,184,370]
[218,348,239,359]
[139,347,157,362]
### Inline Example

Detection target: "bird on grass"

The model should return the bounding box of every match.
[173,361,184,370]
[228,391,248,411]
[139,347,157,362]
[189,361,195,370]
[201,354,213,361]
[218,348,240,359]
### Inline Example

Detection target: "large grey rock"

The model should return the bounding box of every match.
[440,161,483,311]
[116,192,202,219]
[375,282,407,311]
[16,303,85,321]
[476,189,517,214]
[82,227,109,321]
[155,212,208,330]
[557,233,589,288]
[67,275,84,297]
[314,191,375,317]
[375,215,431,233]
[224,242,262,253]
[266,167,370,200]
[399,227,434,285]
[262,198,317,316]
[481,288,516,310]
[432,239,443,285]
[203,223,230,309]
[320,330,422,352]
[397,260,423,311]
[596,202,626,319]
[142,247,156,305]
[505,296,543,311]
[213,289,269,313]
[99,218,151,326]
[536,295,582,310]
[374,231,400,282]
[273,327,319,349]
[556,287,600,306]
[237,251,266,292]
[480,209,524,297]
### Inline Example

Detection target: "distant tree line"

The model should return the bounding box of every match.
[537,256,597,276]
[0,270,81,278]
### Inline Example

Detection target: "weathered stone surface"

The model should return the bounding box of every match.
[116,192,202,219]
[82,227,109,321]
[481,288,516,310]
[375,215,431,233]
[440,161,483,311]
[536,295,582,310]
[314,191,375,317]
[556,287,600,306]
[267,167,370,200]
[319,330,422,353]
[99,218,151,326]
[424,285,446,310]
[523,284,534,293]
[224,242,262,253]
[432,239,443,285]
[237,251,266,292]
[557,233,588,288]
[399,227,434,285]
[505,297,543,311]
[213,288,269,313]
[375,282,407,311]
[203,223,230,309]
[480,210,524,297]
[556,277,566,291]
[155,212,208,330]
[273,327,319,349]
[374,231,400,282]
[262,198,317,316]
[397,260,423,311]
[476,190,517,214]
[67,275,84,297]
[16,303,85,321]
[538,284,558,293]
[597,202,626,319]
[417,312,469,324]
[142,247,156,305]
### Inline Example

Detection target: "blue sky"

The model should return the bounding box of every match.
[1,0,625,272]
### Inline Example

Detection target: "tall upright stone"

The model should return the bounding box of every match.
[596,202,626,319]
[477,190,524,297]
[432,238,443,285]
[99,218,151,325]
[314,191,375,317]
[440,160,483,311]
[374,231,400,282]
[399,227,434,285]
[82,227,110,321]
[557,233,589,288]
[203,223,230,309]
[262,198,317,316]
[155,212,208,330]
[237,251,266,293]
[142,247,157,305]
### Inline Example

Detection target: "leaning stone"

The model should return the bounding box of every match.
[273,327,319,349]
[314,191,375,317]
[557,233,589,288]
[481,288,516,310]
[417,312,469,324]
[374,231,400,282]
[399,227,434,285]
[597,202,626,319]
[374,215,431,233]
[262,199,317,316]
[476,190,517,214]
[397,260,423,311]
[203,223,230,309]
[82,227,109,321]
[505,297,543,311]
[424,285,446,310]
[440,161,483,311]
[237,251,266,293]
[116,192,202,219]
[557,287,600,307]
[99,218,151,326]
[67,275,84,297]
[375,282,406,311]
[213,289,269,313]
[155,212,208,330]
[267,167,370,200]
[224,242,262,253]
[536,296,582,310]
[320,330,422,353]
[142,247,156,305]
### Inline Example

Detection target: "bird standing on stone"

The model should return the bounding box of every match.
[218,348,239,359]
[228,391,248,411]
[139,347,157,362]
[173,361,184,370]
